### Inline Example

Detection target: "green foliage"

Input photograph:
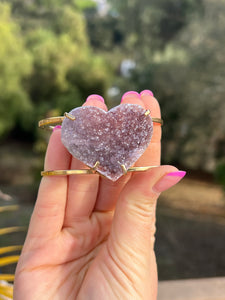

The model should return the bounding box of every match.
[53,6,89,45]
[108,0,203,57]
[74,0,96,11]
[26,27,109,118]
[163,0,225,170]
[27,29,80,98]
[215,160,225,192]
[0,0,110,140]
[0,3,32,137]
[87,14,123,50]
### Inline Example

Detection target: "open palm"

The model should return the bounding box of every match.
[14,91,180,300]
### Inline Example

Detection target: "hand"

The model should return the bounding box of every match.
[14,91,185,300]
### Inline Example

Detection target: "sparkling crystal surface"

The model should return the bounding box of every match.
[61,104,153,181]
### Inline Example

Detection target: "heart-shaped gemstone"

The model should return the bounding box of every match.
[61,104,153,181]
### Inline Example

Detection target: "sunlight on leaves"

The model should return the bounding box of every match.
[0,276,14,282]
[0,256,20,268]
[0,206,19,213]
[0,227,26,236]
[0,203,23,299]
[0,246,22,255]
[0,285,13,299]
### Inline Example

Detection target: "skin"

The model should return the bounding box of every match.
[14,91,180,300]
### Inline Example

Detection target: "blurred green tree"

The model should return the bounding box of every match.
[108,0,203,58]
[118,0,225,171]
[171,0,225,171]
[0,0,110,139]
[26,26,109,120]
[0,3,32,138]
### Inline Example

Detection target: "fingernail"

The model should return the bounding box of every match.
[140,90,154,97]
[153,171,186,193]
[85,94,105,103]
[53,125,62,131]
[121,91,140,103]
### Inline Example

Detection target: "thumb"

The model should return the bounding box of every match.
[111,166,186,250]
[109,166,186,299]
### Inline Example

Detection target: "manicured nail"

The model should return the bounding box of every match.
[153,171,186,193]
[121,91,140,103]
[140,90,154,97]
[85,94,105,103]
[53,125,62,131]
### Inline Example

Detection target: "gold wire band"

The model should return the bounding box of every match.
[38,116,163,130]
[38,117,65,130]
[41,166,158,177]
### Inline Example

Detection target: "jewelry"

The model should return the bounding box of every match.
[41,166,158,177]
[39,104,162,181]
[39,115,163,130]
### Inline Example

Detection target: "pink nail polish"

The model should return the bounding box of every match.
[153,171,186,193]
[86,94,105,103]
[121,91,140,103]
[166,171,186,177]
[53,125,62,131]
[140,90,154,97]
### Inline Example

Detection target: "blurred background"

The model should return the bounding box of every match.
[0,0,225,282]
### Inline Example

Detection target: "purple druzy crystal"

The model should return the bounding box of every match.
[61,104,153,181]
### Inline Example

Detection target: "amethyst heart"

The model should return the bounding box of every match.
[61,104,153,181]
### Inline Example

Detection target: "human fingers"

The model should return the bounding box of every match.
[94,91,145,212]
[26,128,71,241]
[63,95,108,226]
[135,90,162,245]
[108,166,186,299]
[135,89,162,167]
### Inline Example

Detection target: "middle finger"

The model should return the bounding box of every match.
[94,91,146,212]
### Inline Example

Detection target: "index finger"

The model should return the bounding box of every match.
[26,129,71,242]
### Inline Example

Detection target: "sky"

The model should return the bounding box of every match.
[93,0,110,16]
